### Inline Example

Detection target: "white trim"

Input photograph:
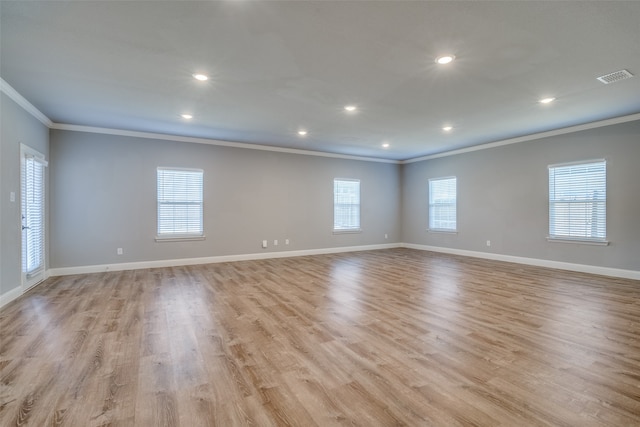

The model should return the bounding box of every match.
[50,113,640,165]
[50,123,400,164]
[157,166,204,173]
[0,78,53,127]
[403,113,640,164]
[428,176,457,232]
[402,243,640,280]
[546,237,609,246]
[10,244,638,298]
[47,243,400,276]
[20,143,48,166]
[333,177,362,233]
[548,158,606,169]
[155,235,206,242]
[2,77,638,164]
[0,286,23,309]
[0,270,49,310]
[20,144,48,292]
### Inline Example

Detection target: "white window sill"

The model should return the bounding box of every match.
[155,235,206,242]
[546,237,609,246]
[333,229,362,235]
[428,229,458,234]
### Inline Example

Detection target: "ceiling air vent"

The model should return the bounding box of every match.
[596,69,634,84]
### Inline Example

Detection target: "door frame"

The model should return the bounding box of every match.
[20,143,47,291]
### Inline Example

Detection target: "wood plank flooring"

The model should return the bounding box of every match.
[1,248,640,426]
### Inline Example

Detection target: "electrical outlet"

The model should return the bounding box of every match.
[285,239,290,245]
[486,240,491,247]
[117,248,123,255]
[274,239,278,246]
[385,234,388,239]
[262,240,268,248]
[9,192,15,202]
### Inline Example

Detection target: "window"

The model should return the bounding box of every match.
[157,168,204,239]
[429,177,457,232]
[333,178,360,232]
[548,160,606,243]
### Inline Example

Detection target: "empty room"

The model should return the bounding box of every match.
[1,1,640,426]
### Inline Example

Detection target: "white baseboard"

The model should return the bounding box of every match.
[48,243,401,277]
[24,242,640,283]
[401,243,640,280]
[0,285,23,309]
[0,271,51,310]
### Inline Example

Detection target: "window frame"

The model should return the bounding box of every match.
[333,178,361,233]
[547,159,608,245]
[428,176,458,233]
[156,167,205,242]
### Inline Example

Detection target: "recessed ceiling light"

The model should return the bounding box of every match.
[298,130,308,136]
[435,55,455,65]
[181,114,193,119]
[382,143,390,148]
[344,105,357,112]
[539,97,556,104]
[192,73,208,81]
[442,126,453,132]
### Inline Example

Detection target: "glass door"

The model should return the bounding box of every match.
[21,144,47,290]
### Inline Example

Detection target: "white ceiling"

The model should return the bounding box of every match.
[2,1,639,161]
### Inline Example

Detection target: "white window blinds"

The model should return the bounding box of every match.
[429,177,457,231]
[334,178,361,231]
[157,168,204,237]
[548,160,606,242]
[21,153,46,278]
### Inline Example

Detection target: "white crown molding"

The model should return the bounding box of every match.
[50,123,401,164]
[402,112,640,164]
[0,77,53,127]
[402,243,640,280]
[3,75,638,165]
[52,112,640,165]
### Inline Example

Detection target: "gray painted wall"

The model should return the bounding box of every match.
[0,93,49,295]
[402,120,640,271]
[49,130,401,268]
[3,95,638,282]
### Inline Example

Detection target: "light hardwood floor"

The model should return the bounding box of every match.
[1,248,640,426]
